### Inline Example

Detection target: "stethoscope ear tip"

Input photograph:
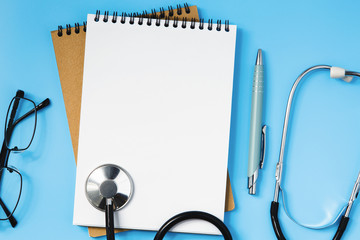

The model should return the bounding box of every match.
[330,66,354,82]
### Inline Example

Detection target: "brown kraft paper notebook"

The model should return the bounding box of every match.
[51,4,235,237]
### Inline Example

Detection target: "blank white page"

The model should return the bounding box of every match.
[73,14,236,235]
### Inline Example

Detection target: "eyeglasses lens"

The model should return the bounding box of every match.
[0,167,21,220]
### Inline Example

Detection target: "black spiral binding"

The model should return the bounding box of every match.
[93,12,230,32]
[190,18,196,29]
[65,24,71,35]
[57,26,63,37]
[173,17,179,28]
[182,17,187,28]
[216,20,221,31]
[95,10,100,22]
[151,9,157,18]
[168,6,174,17]
[176,4,182,15]
[225,20,230,32]
[184,3,190,13]
[121,13,126,24]
[112,12,118,23]
[164,16,170,27]
[199,18,204,30]
[74,23,80,33]
[138,15,144,25]
[129,13,135,25]
[103,11,109,22]
[156,16,161,26]
[160,7,165,18]
[207,19,213,31]
[57,3,231,37]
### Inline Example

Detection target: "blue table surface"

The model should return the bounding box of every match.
[1,0,360,239]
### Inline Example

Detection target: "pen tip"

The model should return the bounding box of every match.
[256,49,263,65]
[249,185,256,195]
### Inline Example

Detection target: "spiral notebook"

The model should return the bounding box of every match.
[73,12,236,235]
[51,4,234,237]
[51,4,199,165]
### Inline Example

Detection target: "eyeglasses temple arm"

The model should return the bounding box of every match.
[6,91,24,131]
[0,197,17,227]
[12,98,50,127]
[1,91,25,167]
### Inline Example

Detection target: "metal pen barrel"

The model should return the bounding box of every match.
[248,49,264,195]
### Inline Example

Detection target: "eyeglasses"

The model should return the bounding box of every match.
[0,90,50,227]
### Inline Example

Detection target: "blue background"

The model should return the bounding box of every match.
[1,0,360,239]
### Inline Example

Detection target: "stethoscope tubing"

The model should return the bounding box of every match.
[106,199,115,240]
[154,211,232,240]
[103,210,232,240]
[273,65,331,203]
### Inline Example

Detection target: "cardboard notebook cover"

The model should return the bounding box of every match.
[51,5,235,237]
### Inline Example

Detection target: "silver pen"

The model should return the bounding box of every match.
[247,49,267,195]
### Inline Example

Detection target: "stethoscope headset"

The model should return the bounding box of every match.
[271,65,360,240]
[85,164,232,240]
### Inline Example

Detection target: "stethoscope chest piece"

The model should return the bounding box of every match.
[85,164,133,240]
[85,164,133,211]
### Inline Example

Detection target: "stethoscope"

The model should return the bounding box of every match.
[271,65,360,240]
[85,164,232,240]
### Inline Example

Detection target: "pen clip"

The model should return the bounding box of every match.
[260,125,267,169]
